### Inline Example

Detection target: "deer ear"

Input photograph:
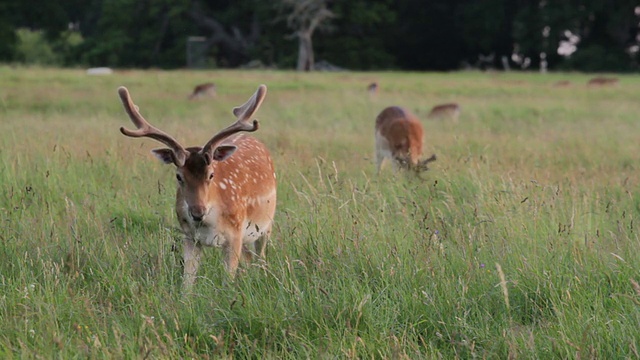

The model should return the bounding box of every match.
[212,145,237,161]
[151,148,175,164]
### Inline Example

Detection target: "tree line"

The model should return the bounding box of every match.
[1,0,639,72]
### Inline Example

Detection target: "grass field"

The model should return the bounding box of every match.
[1,66,639,358]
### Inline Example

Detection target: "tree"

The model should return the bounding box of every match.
[314,0,397,70]
[455,0,522,70]
[0,1,17,61]
[188,1,263,67]
[78,0,193,68]
[386,0,466,71]
[281,0,335,71]
[558,0,640,71]
[511,0,640,72]
[1,0,637,71]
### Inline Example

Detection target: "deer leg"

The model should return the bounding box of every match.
[375,148,386,174]
[182,239,202,291]
[242,243,255,263]
[223,234,243,277]
[254,227,271,259]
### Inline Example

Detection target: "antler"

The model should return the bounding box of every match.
[118,86,188,167]
[201,84,267,156]
[416,154,437,172]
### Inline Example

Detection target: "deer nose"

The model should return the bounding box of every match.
[189,206,206,222]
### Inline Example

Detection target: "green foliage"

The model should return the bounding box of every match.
[79,0,193,68]
[0,26,16,61]
[512,0,640,71]
[388,0,465,70]
[14,28,60,65]
[0,68,640,357]
[456,0,515,58]
[0,3,17,62]
[54,30,85,66]
[15,29,83,67]
[315,0,396,69]
[560,44,636,72]
[1,0,639,71]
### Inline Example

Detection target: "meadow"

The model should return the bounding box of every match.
[0,66,639,358]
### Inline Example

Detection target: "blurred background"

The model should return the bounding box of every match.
[1,0,639,73]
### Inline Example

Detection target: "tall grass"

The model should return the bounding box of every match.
[0,67,639,358]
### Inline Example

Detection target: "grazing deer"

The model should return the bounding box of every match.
[553,80,571,87]
[118,85,276,289]
[188,82,217,100]
[587,77,619,86]
[427,103,461,122]
[367,82,379,96]
[375,106,436,174]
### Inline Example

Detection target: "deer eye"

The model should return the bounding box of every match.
[176,174,184,184]
[208,172,215,181]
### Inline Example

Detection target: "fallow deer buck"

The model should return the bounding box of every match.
[375,106,436,174]
[188,82,217,100]
[118,85,276,289]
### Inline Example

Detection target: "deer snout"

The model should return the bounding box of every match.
[189,205,208,222]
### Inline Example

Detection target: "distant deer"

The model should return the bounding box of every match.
[118,85,276,289]
[427,103,461,122]
[375,106,436,174]
[367,82,379,96]
[553,80,571,87]
[587,77,619,86]
[188,82,217,100]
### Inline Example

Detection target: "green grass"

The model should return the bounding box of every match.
[1,66,639,358]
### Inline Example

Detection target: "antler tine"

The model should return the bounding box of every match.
[232,84,267,121]
[118,86,188,166]
[202,85,267,155]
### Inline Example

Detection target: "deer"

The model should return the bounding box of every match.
[375,106,436,175]
[587,77,619,87]
[118,84,276,290]
[427,103,461,122]
[553,80,571,87]
[367,82,379,96]
[188,82,217,100]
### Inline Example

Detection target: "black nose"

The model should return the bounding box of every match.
[189,210,204,222]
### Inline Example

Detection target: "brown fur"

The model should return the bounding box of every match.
[587,77,619,86]
[367,82,379,95]
[188,82,217,100]
[375,106,435,173]
[427,103,461,121]
[554,80,571,87]
[175,134,276,289]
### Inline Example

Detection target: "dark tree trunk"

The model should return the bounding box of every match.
[188,6,260,67]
